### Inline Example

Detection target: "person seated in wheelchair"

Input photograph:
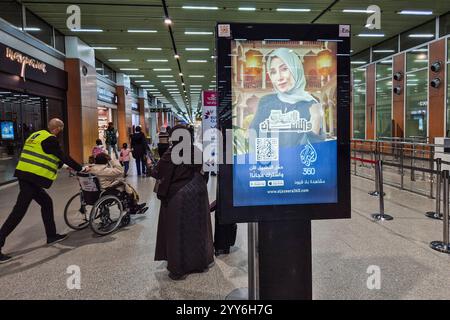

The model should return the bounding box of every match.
[89,153,147,214]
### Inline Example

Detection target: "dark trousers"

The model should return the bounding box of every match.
[135,156,146,176]
[123,161,130,175]
[0,179,56,249]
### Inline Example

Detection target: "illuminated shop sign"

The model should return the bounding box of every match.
[5,47,47,79]
[97,87,117,104]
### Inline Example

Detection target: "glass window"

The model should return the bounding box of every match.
[351,49,370,68]
[54,29,65,53]
[25,9,53,47]
[406,46,429,73]
[376,78,392,138]
[401,20,436,52]
[372,37,398,62]
[353,68,366,139]
[0,0,23,30]
[440,12,450,38]
[405,70,428,138]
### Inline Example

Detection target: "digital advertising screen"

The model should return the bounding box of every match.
[232,40,338,207]
[1,121,15,140]
[217,23,351,223]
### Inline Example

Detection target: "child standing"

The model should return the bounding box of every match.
[119,143,131,177]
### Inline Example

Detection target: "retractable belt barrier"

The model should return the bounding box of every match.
[430,170,450,254]
[351,157,392,221]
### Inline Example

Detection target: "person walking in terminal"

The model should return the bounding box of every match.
[0,118,85,264]
[151,125,214,280]
[249,47,326,147]
[104,122,119,159]
[130,126,148,177]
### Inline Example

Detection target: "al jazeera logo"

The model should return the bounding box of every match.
[301,142,317,176]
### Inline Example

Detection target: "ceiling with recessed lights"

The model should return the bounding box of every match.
[20,0,449,118]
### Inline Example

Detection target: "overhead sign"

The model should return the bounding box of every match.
[150,108,172,113]
[202,91,218,172]
[97,87,117,104]
[5,47,47,80]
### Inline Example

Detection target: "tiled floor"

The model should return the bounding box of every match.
[0,166,449,300]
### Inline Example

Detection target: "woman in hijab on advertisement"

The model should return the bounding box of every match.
[249,47,326,147]
[233,45,338,207]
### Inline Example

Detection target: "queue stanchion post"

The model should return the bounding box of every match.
[430,170,450,254]
[426,158,442,220]
[371,160,393,221]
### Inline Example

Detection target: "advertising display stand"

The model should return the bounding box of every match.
[216,23,351,299]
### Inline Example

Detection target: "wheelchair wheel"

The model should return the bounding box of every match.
[64,192,90,230]
[89,195,124,235]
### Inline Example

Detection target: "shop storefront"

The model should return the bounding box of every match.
[97,80,118,143]
[0,42,67,184]
[131,100,139,132]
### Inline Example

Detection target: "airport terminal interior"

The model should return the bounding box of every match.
[0,0,450,300]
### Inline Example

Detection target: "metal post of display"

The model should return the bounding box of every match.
[426,158,442,220]
[400,143,404,189]
[372,160,393,221]
[226,223,259,300]
[369,153,385,197]
[430,170,450,254]
[411,144,416,181]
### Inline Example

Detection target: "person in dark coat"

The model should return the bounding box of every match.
[130,126,148,176]
[152,125,214,280]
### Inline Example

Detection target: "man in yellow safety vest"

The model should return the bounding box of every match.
[0,118,85,263]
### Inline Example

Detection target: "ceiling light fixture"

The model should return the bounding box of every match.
[239,7,256,11]
[109,59,131,62]
[185,31,213,35]
[161,80,176,83]
[189,75,204,78]
[157,75,174,78]
[358,33,385,37]
[351,61,367,65]
[92,46,117,50]
[182,6,219,10]
[127,75,145,78]
[164,18,172,25]
[409,34,435,38]
[137,47,162,50]
[71,28,103,32]
[276,8,311,12]
[398,10,433,15]
[134,80,150,83]
[127,29,157,33]
[174,54,180,59]
[343,9,376,13]
[153,68,172,71]
[185,48,209,51]
[372,50,395,53]
[187,60,208,63]
[147,59,168,62]
[120,68,139,71]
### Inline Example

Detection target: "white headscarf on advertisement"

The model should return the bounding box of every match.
[267,48,318,105]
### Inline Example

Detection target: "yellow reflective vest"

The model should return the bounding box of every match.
[15,130,60,181]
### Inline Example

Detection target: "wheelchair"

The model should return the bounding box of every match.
[64,172,134,235]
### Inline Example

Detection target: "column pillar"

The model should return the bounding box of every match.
[116,73,132,146]
[65,36,97,163]
[393,53,405,138]
[429,38,446,143]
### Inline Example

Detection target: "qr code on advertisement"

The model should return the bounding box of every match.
[256,138,279,162]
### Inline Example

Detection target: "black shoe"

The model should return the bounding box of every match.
[168,272,187,281]
[0,253,12,264]
[47,234,68,245]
